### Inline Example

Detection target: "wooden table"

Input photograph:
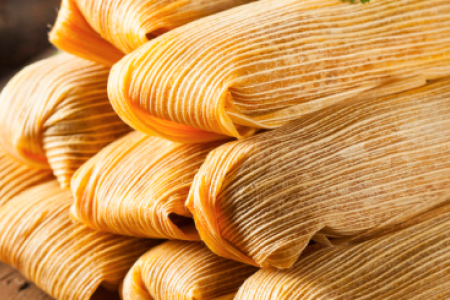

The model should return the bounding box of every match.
[0,262,52,300]
[0,262,122,300]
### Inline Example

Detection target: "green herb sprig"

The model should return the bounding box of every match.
[342,0,371,3]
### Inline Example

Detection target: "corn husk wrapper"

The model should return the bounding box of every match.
[0,53,130,188]
[49,0,255,66]
[122,241,258,300]
[71,131,224,240]
[109,0,450,143]
[0,148,53,206]
[235,205,450,300]
[0,180,160,300]
[187,78,450,269]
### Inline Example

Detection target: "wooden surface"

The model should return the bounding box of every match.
[0,262,53,300]
[0,262,122,300]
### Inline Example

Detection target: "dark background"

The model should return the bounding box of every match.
[0,0,60,74]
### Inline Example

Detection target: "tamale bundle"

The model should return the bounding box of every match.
[71,131,224,240]
[49,0,256,66]
[109,0,450,142]
[187,78,450,269]
[122,241,258,300]
[0,53,130,188]
[234,205,450,300]
[0,180,160,300]
[0,148,53,206]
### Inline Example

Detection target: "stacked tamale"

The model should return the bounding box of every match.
[1,0,450,299]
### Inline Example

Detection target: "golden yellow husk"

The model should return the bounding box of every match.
[49,0,256,66]
[71,131,224,240]
[0,53,130,188]
[122,241,257,300]
[109,0,450,142]
[0,148,53,206]
[235,205,450,299]
[0,180,160,300]
[187,78,450,268]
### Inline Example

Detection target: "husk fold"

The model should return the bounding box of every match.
[0,53,130,188]
[0,180,160,300]
[71,131,224,240]
[235,206,450,300]
[49,0,256,66]
[109,0,450,142]
[187,78,450,269]
[122,241,258,300]
[0,148,53,206]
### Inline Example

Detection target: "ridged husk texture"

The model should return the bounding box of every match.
[0,53,130,188]
[0,180,160,300]
[235,205,450,300]
[49,0,255,66]
[109,0,450,142]
[0,148,53,206]
[71,131,224,240]
[122,241,258,300]
[187,78,450,269]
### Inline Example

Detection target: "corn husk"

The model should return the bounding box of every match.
[71,131,224,240]
[235,205,450,300]
[0,53,130,188]
[187,78,450,269]
[0,180,160,300]
[109,0,450,143]
[49,0,256,66]
[122,241,258,300]
[0,148,53,206]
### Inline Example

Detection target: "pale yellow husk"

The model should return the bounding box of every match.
[187,78,450,269]
[0,180,160,300]
[0,148,53,206]
[71,131,224,240]
[49,0,256,66]
[109,0,450,142]
[122,241,258,300]
[235,205,450,300]
[0,53,130,188]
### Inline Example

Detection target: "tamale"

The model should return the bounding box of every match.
[71,131,224,240]
[187,78,450,269]
[109,0,450,142]
[235,206,450,300]
[122,241,258,300]
[49,0,256,66]
[0,53,130,189]
[0,148,53,206]
[0,180,160,300]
